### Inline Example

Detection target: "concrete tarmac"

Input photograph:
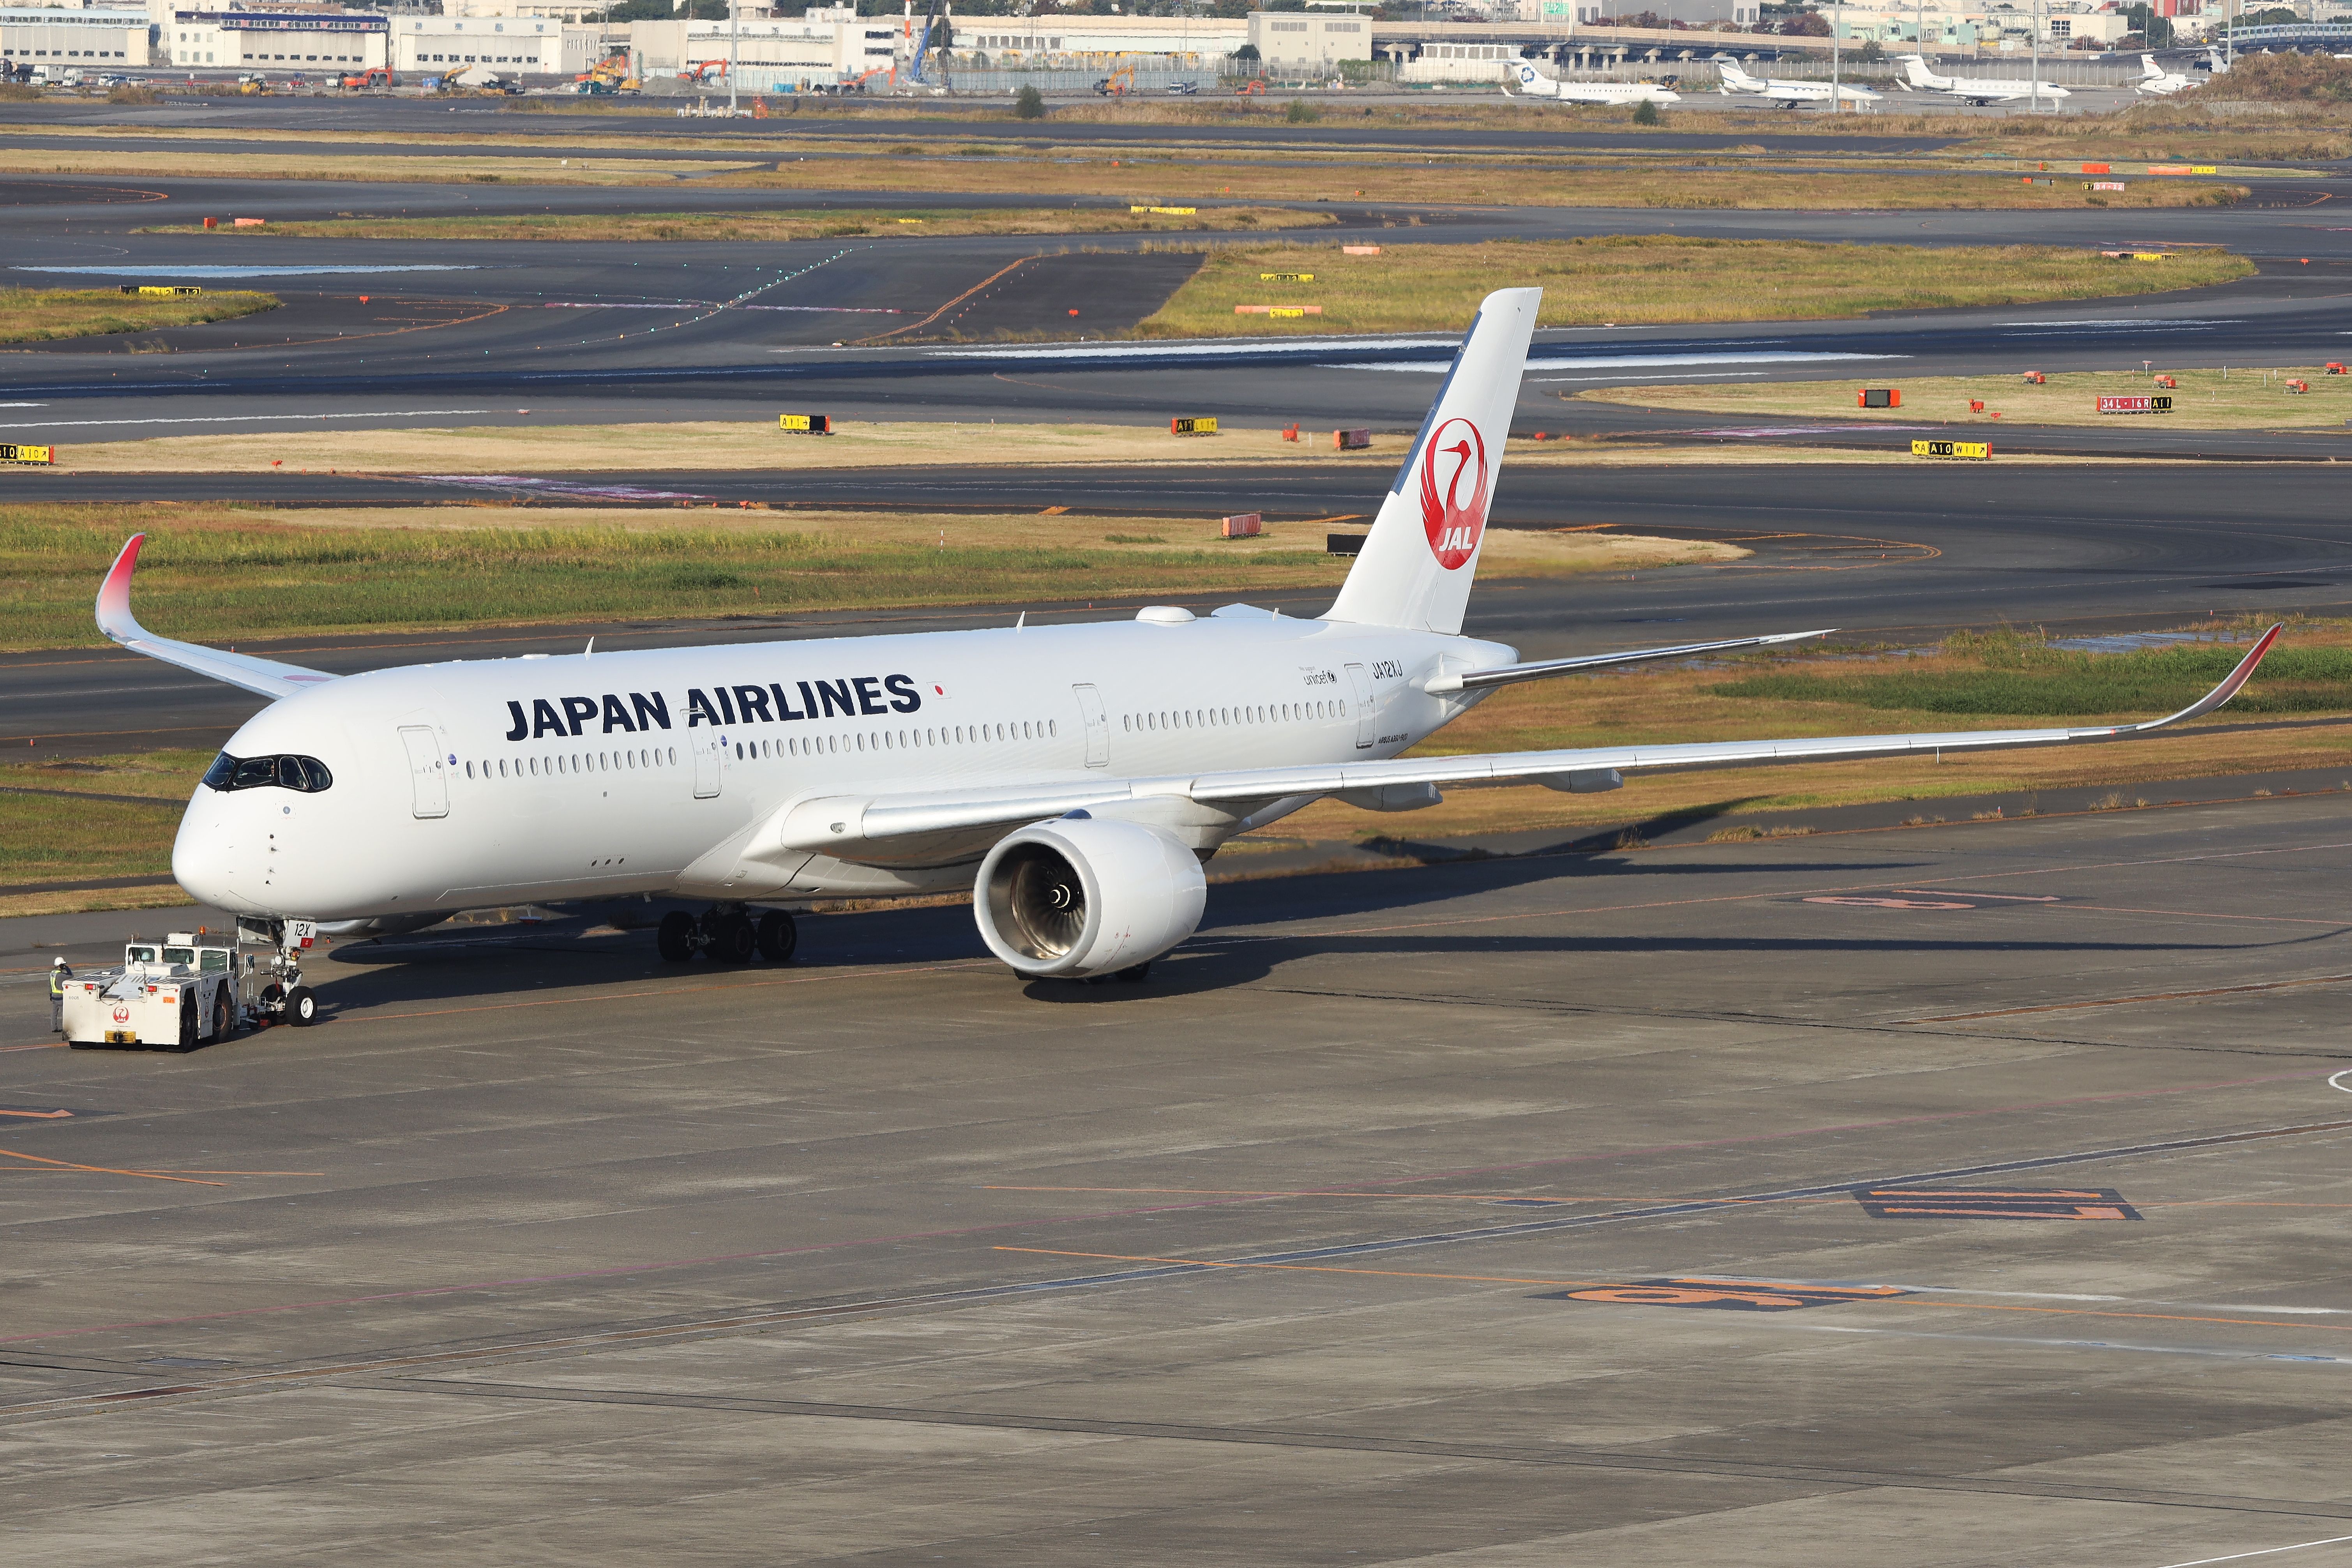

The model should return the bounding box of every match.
[3,793,2349,1562]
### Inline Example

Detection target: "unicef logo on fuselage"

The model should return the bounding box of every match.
[1418,416,1489,571]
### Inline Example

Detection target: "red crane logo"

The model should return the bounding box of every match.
[1418,417,1489,570]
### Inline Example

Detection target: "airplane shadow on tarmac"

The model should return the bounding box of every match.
[294,848,2347,1020]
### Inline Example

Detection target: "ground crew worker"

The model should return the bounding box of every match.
[49,956,71,1034]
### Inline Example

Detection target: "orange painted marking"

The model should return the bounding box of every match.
[0,1109,71,1119]
[0,1144,223,1187]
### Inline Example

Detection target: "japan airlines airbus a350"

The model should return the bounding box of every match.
[106,288,2279,986]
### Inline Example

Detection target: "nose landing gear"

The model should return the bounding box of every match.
[657,906,798,965]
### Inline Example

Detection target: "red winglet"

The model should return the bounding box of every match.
[96,533,147,642]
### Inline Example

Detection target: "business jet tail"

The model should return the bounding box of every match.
[1323,287,1540,636]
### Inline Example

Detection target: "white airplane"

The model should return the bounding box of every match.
[1502,58,1680,105]
[1897,53,2071,105]
[1714,56,1882,108]
[102,288,2281,992]
[2135,52,2198,95]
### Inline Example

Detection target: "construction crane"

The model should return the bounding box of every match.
[906,0,952,92]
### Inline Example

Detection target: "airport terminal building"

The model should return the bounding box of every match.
[0,5,152,68]
[164,7,386,70]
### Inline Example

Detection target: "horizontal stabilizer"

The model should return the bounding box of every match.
[97,534,337,701]
[1423,629,1835,694]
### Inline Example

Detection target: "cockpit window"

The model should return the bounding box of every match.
[204,752,334,794]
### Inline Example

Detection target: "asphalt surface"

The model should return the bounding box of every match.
[7,161,2352,450]
[18,459,2352,759]
[5,792,2350,1561]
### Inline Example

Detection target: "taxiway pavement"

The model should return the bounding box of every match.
[2,793,2348,1562]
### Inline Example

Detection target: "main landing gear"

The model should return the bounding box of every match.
[657,906,797,965]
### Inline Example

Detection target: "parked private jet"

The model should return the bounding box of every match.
[1714,56,1882,107]
[1898,53,2071,104]
[2134,53,2199,95]
[104,288,2280,986]
[1502,59,1680,105]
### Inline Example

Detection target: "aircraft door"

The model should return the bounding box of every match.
[397,725,449,818]
[1072,683,1110,768]
[693,735,721,799]
[1344,664,1376,749]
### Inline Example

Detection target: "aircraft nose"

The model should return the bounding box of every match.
[173,804,253,911]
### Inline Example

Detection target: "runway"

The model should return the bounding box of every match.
[4,791,2349,1561]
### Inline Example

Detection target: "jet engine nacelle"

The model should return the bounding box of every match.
[974,815,1206,980]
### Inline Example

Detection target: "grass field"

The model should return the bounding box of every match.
[131,206,1335,242]
[1584,364,2352,430]
[14,622,2345,916]
[1137,237,2256,335]
[0,508,1744,652]
[16,140,2243,208]
[0,288,277,347]
[706,157,2244,211]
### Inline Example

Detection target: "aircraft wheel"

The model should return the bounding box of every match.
[756,910,798,963]
[1115,961,1152,984]
[656,910,696,962]
[285,985,318,1026]
[709,913,756,965]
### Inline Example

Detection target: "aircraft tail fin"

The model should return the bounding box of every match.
[1324,288,1540,636]
[1900,55,1941,87]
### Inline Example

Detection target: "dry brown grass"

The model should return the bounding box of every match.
[0,288,277,347]
[1585,364,2352,431]
[1138,237,2255,336]
[707,155,2242,210]
[0,505,1742,652]
[131,206,1335,243]
[49,418,2154,477]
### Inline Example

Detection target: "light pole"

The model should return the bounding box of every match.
[727,0,739,115]
[1831,0,1841,111]
[2030,0,2041,112]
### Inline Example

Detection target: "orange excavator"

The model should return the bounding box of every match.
[678,58,728,85]
[339,66,394,90]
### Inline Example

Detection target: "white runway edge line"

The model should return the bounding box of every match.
[0,410,495,431]
[9,265,482,278]
[2156,1533,2352,1568]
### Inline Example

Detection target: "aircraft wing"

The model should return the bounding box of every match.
[796,626,2281,850]
[96,533,338,700]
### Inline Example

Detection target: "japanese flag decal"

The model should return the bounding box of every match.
[1419,417,1489,571]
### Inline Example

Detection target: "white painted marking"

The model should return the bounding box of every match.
[2330,1069,2352,1093]
[0,410,494,431]
[1528,373,1771,385]
[10,264,481,277]
[2154,1533,2352,1568]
